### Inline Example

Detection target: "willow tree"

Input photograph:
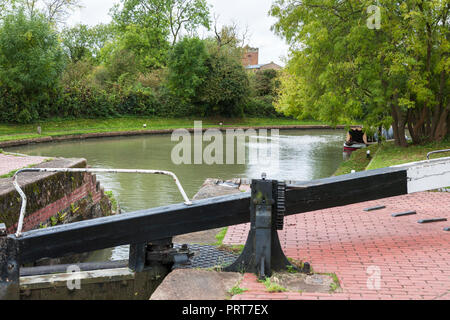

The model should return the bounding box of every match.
[271,0,449,146]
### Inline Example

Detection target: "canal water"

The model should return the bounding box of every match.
[8,129,346,260]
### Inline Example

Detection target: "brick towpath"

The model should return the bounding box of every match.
[224,192,450,300]
[0,153,50,176]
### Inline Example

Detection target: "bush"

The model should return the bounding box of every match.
[116,86,158,116]
[56,85,117,118]
[251,69,280,96]
[244,96,280,118]
[0,11,65,123]
[197,50,250,117]
[167,37,209,103]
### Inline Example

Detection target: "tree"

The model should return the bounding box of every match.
[271,0,450,146]
[111,0,210,46]
[110,0,171,70]
[168,0,210,45]
[61,23,114,63]
[213,15,250,50]
[16,0,82,24]
[198,48,250,117]
[167,37,209,103]
[252,69,279,96]
[98,24,169,71]
[166,36,250,116]
[0,0,17,19]
[61,24,93,62]
[109,0,211,71]
[43,0,82,23]
[0,10,65,122]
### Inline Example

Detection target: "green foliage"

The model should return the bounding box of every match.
[167,37,208,103]
[244,95,280,118]
[104,49,140,84]
[110,24,169,71]
[271,0,450,145]
[334,144,380,176]
[0,1,278,122]
[0,10,65,123]
[228,285,248,296]
[166,36,251,117]
[111,0,210,46]
[50,216,58,226]
[252,69,279,97]
[261,277,287,293]
[61,23,114,63]
[109,0,210,70]
[246,69,282,118]
[61,24,94,63]
[105,191,118,210]
[14,0,82,25]
[0,0,16,19]
[214,227,228,246]
[57,83,117,118]
[197,49,250,117]
[286,265,298,274]
[367,138,450,170]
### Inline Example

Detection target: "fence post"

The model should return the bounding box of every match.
[0,224,20,300]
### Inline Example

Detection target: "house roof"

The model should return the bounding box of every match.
[245,64,263,69]
[245,62,283,70]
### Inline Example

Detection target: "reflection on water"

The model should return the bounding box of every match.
[8,129,345,260]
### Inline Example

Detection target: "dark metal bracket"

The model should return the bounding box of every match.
[0,224,19,300]
[129,238,194,273]
[225,178,310,279]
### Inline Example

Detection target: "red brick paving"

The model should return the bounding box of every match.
[224,192,450,300]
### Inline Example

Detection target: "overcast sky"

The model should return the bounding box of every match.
[68,0,289,66]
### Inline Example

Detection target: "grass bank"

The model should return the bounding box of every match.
[0,117,327,143]
[335,138,450,175]
[334,144,380,176]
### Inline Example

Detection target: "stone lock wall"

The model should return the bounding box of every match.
[0,158,113,235]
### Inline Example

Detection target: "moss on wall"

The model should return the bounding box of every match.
[0,159,112,231]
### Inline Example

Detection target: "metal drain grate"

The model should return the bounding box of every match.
[173,244,238,270]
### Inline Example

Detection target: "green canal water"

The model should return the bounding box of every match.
[8,129,346,260]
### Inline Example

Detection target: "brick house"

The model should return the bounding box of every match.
[242,47,282,72]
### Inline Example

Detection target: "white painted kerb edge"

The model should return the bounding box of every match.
[392,157,450,194]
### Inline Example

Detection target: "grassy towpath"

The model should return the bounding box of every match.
[0,117,329,144]
[335,138,450,176]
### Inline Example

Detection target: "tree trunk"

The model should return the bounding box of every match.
[391,104,408,147]
[408,107,434,144]
[407,109,419,144]
[434,102,450,141]
[447,112,450,137]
